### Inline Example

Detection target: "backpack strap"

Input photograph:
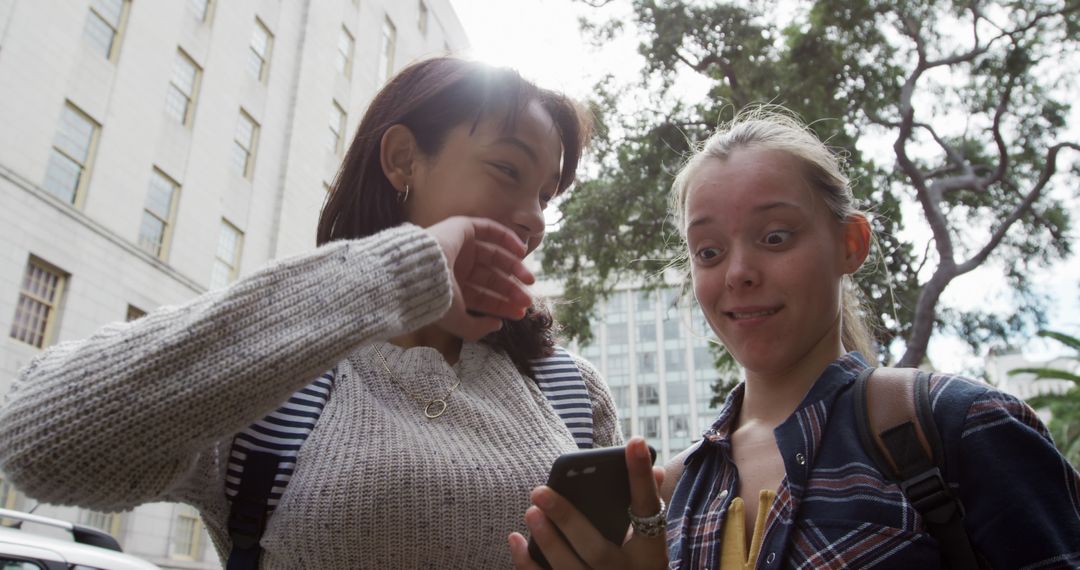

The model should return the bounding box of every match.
[853,367,980,570]
[225,370,334,570]
[530,346,594,449]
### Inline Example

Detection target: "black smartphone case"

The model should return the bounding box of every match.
[527,445,657,569]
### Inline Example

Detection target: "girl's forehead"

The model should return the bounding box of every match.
[686,150,811,207]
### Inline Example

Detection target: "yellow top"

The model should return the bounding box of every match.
[720,490,777,570]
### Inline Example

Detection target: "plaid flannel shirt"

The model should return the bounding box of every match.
[666,353,1080,569]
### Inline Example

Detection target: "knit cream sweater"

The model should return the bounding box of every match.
[0,224,622,569]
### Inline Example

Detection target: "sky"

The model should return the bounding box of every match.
[449,0,1080,373]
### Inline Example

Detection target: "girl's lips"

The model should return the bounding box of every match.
[724,306,782,320]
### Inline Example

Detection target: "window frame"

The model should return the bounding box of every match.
[9,257,68,349]
[209,219,244,289]
[84,0,130,62]
[137,168,181,259]
[170,505,203,560]
[44,102,100,207]
[232,109,260,179]
[165,48,202,127]
[248,17,273,82]
[418,0,429,35]
[378,16,397,84]
[329,100,347,155]
[336,25,355,78]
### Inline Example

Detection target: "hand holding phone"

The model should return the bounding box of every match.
[526,444,657,569]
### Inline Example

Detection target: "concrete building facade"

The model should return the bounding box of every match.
[0,0,466,567]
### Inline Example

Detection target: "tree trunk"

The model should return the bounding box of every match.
[898,268,955,368]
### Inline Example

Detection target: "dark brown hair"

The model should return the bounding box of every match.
[317,57,590,374]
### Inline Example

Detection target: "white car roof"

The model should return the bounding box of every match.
[0,525,161,570]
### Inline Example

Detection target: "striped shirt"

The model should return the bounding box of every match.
[667,353,1080,569]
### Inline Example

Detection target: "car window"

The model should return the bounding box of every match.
[1,558,45,570]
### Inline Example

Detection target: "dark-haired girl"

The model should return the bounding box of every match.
[0,57,621,569]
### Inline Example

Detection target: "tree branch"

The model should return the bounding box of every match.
[957,142,1080,274]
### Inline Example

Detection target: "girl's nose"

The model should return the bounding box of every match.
[725,250,759,290]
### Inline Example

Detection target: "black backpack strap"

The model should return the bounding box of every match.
[226,450,280,570]
[854,367,980,570]
[225,369,335,569]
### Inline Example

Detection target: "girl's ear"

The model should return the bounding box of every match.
[841,214,871,274]
[380,124,420,196]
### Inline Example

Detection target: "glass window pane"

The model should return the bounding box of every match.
[231,142,249,176]
[246,48,264,79]
[92,0,124,27]
[83,11,115,59]
[145,172,175,218]
[235,115,254,148]
[55,106,95,162]
[164,85,189,123]
[173,54,197,95]
[189,0,209,21]
[251,23,269,55]
[44,151,82,203]
[138,212,165,256]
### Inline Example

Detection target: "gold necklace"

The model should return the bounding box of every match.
[372,345,461,419]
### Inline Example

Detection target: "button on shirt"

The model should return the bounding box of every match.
[665,353,1080,569]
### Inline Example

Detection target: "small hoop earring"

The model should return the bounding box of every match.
[399,184,410,203]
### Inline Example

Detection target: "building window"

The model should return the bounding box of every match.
[44,102,99,205]
[378,16,396,84]
[638,351,656,374]
[328,101,346,155]
[232,109,259,178]
[137,169,180,258]
[619,418,632,440]
[336,26,354,78]
[641,416,660,438]
[10,258,68,349]
[638,384,659,406]
[81,510,123,538]
[637,322,655,344]
[165,49,201,126]
[611,385,630,409]
[669,415,690,438]
[189,0,212,22]
[247,18,273,82]
[171,505,202,559]
[418,1,428,35]
[665,348,685,371]
[83,0,128,61]
[210,220,243,289]
[126,305,147,321]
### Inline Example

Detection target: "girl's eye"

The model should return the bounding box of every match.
[695,247,722,261]
[491,162,519,181]
[763,230,792,246]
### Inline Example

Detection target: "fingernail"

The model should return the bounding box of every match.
[633,438,648,459]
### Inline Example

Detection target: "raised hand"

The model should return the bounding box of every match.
[425,216,536,341]
[508,437,669,569]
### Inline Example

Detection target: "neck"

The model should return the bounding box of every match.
[738,330,846,429]
[390,325,463,365]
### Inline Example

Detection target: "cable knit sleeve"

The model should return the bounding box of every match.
[571,353,624,448]
[0,224,451,511]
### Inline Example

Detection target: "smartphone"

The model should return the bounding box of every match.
[527,445,658,569]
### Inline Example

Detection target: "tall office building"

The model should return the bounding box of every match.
[0,1,466,567]
[575,286,729,463]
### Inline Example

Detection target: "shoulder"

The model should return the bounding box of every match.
[927,372,1048,440]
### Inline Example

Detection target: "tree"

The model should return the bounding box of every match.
[1009,330,1080,467]
[546,0,1079,370]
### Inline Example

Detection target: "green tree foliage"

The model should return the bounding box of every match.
[548,0,1079,380]
[1009,330,1080,467]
